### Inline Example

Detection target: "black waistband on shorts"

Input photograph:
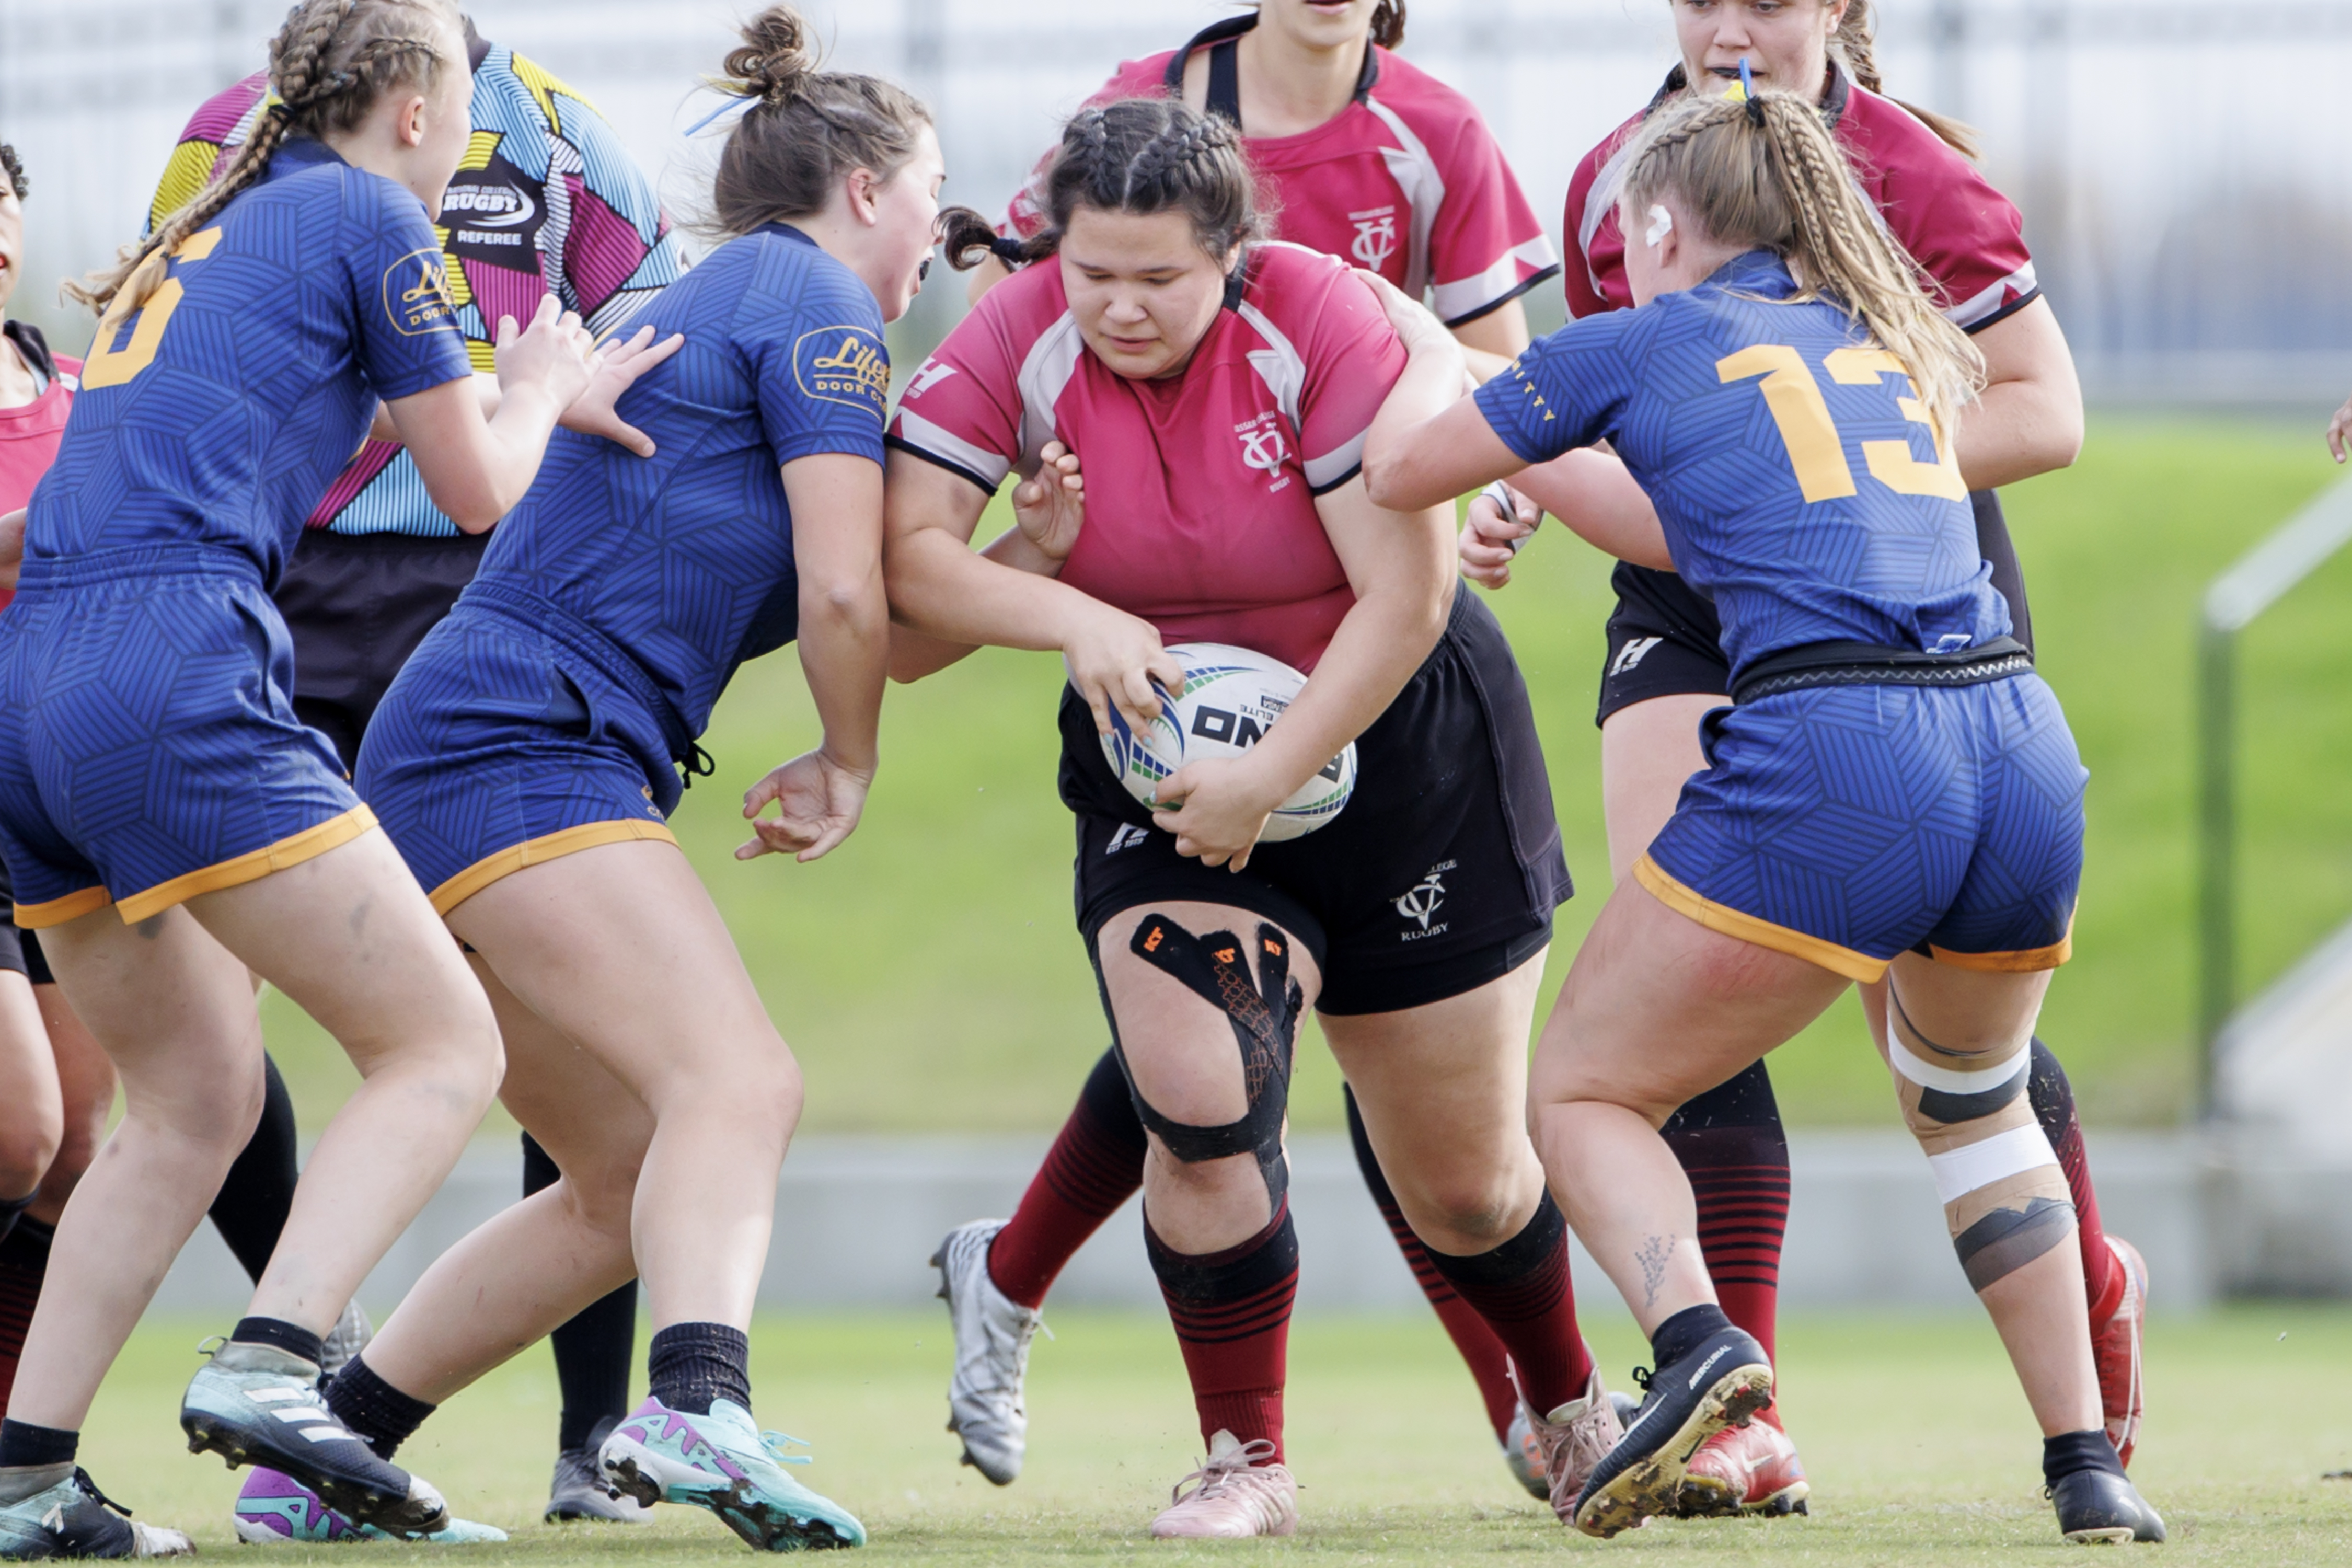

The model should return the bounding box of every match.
[462,580,702,776]
[17,540,263,594]
[1730,635,2033,706]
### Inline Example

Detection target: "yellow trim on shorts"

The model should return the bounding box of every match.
[1632,854,1890,984]
[112,805,379,926]
[12,885,115,930]
[430,820,677,916]
[1929,925,2073,973]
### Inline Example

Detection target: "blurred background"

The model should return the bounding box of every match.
[3,0,2350,1308]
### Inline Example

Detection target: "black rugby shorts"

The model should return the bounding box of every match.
[1063,592,1570,1016]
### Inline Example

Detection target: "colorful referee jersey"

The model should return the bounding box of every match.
[0,138,471,927]
[1478,250,2080,979]
[356,224,888,908]
[891,243,1403,674]
[1001,14,1556,326]
[149,40,684,536]
[1565,65,2037,333]
[1476,249,2006,679]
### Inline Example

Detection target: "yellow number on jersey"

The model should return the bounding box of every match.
[1714,344,1857,502]
[1823,347,1968,500]
[80,227,223,391]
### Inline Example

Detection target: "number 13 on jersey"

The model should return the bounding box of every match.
[1716,342,1966,503]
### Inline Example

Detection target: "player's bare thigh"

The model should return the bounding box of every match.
[1600,693,1724,885]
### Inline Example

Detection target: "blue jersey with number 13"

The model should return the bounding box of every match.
[1474,248,2009,680]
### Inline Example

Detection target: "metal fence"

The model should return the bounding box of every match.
[6,0,2352,400]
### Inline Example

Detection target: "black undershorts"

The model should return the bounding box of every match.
[1062,591,1570,1016]
[1594,489,2033,726]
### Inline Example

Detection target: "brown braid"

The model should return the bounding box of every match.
[67,0,457,318]
[1624,90,1982,440]
[1831,0,1980,158]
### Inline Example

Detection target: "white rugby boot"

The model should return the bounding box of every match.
[930,1219,1042,1485]
[1148,1432,1296,1539]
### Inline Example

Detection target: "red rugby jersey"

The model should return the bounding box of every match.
[1565,65,2037,332]
[888,242,1406,674]
[0,324,78,613]
[1002,15,1557,327]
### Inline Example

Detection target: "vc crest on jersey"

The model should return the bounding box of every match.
[383,248,457,336]
[1233,410,1292,493]
[795,326,890,419]
[1348,205,1399,271]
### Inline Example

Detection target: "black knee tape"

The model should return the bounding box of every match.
[1954,1195,2074,1292]
[1109,914,1303,1206]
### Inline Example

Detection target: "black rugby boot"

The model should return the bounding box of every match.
[2052,1466,2165,1543]
[1572,1307,1772,1538]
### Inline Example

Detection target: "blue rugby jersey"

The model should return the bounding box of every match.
[29,138,471,584]
[1474,249,2009,680]
[466,223,887,739]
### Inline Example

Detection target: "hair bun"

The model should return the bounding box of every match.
[724,5,817,100]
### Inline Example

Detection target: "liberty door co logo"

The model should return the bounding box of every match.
[383,248,457,336]
[1348,205,1399,271]
[1234,410,1292,493]
[1393,859,1456,941]
[794,326,890,419]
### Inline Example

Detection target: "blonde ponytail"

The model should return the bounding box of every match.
[1624,90,1983,443]
[67,0,458,319]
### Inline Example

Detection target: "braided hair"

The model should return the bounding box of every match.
[1830,0,1979,158]
[1623,89,1983,442]
[940,98,1266,273]
[706,5,947,237]
[67,0,460,319]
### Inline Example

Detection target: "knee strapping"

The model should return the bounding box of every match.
[1886,986,2072,1292]
[1111,914,1303,1206]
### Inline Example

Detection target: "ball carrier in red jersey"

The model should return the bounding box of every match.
[890,99,1608,1538]
[147,14,688,1528]
[943,0,1576,1500]
[1456,0,2143,1512]
[0,0,649,1551]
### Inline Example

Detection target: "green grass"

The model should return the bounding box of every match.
[256,416,2352,1131]
[79,1306,2352,1561]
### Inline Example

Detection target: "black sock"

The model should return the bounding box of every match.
[324,1356,436,1461]
[0,1418,76,1469]
[647,1323,751,1416]
[522,1133,640,1452]
[1648,1301,1735,1370]
[0,1192,32,1247]
[211,1054,298,1285]
[233,1315,323,1367]
[2043,1427,2126,1486]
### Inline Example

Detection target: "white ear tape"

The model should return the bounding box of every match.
[1644,204,1674,247]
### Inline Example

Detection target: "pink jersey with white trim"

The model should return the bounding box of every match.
[1003,16,1558,326]
[1565,65,2037,332]
[888,243,1405,674]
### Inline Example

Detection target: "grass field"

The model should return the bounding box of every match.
[78,1306,2352,1562]
[252,416,2352,1133]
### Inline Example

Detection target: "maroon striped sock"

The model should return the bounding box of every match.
[1146,1203,1297,1462]
[0,1216,53,1414]
[987,1048,1147,1309]
[1665,1061,1790,1425]
[1346,1088,1519,1441]
[2028,1040,2121,1320]
[1422,1193,1594,1415]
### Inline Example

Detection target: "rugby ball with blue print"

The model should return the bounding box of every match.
[1100,642,1356,841]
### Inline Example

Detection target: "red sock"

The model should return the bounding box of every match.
[1147,1204,1297,1462]
[1422,1193,1594,1416]
[1344,1089,1519,1440]
[1665,1062,1790,1428]
[987,1048,1146,1309]
[2028,1041,2120,1321]
[0,1215,51,1412]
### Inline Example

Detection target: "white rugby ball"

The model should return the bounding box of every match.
[1099,642,1356,841]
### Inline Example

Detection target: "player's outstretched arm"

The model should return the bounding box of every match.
[387,296,596,531]
[1354,269,1525,514]
[2329,394,2352,463]
[887,441,1087,683]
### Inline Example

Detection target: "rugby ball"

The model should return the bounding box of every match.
[1099,642,1356,841]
